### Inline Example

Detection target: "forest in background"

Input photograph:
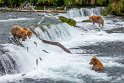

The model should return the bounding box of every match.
[0,0,124,16]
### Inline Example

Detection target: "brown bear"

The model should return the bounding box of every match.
[89,15,104,28]
[89,56,104,71]
[11,26,32,41]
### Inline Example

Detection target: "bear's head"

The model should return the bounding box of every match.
[21,28,28,41]
[27,30,32,38]
[89,16,92,20]
[21,29,28,41]
[89,56,98,65]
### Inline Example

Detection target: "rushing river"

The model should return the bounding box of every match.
[0,7,124,83]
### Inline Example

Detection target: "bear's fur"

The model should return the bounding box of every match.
[11,26,32,41]
[89,56,104,71]
[89,15,104,28]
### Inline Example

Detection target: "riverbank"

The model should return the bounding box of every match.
[0,7,66,13]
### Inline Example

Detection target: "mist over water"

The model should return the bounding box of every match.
[0,7,124,83]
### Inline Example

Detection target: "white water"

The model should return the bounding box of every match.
[0,18,35,22]
[0,7,124,83]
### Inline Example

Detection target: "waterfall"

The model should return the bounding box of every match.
[36,23,74,41]
[32,16,78,41]
[59,7,105,18]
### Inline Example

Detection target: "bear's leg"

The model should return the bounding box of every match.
[99,23,101,27]
[102,22,104,27]
[98,22,102,28]
[13,35,20,41]
[17,38,20,41]
[12,33,16,39]
[13,35,16,39]
[22,38,25,41]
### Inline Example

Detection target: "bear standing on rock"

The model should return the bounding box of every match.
[11,26,32,41]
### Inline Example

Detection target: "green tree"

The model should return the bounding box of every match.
[0,0,4,6]
[38,0,56,5]
[96,0,106,5]
[106,0,124,15]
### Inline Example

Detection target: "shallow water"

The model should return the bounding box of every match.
[0,7,124,83]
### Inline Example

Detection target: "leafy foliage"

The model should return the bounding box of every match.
[96,0,106,5]
[106,0,124,15]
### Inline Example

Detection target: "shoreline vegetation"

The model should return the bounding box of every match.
[0,0,123,16]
